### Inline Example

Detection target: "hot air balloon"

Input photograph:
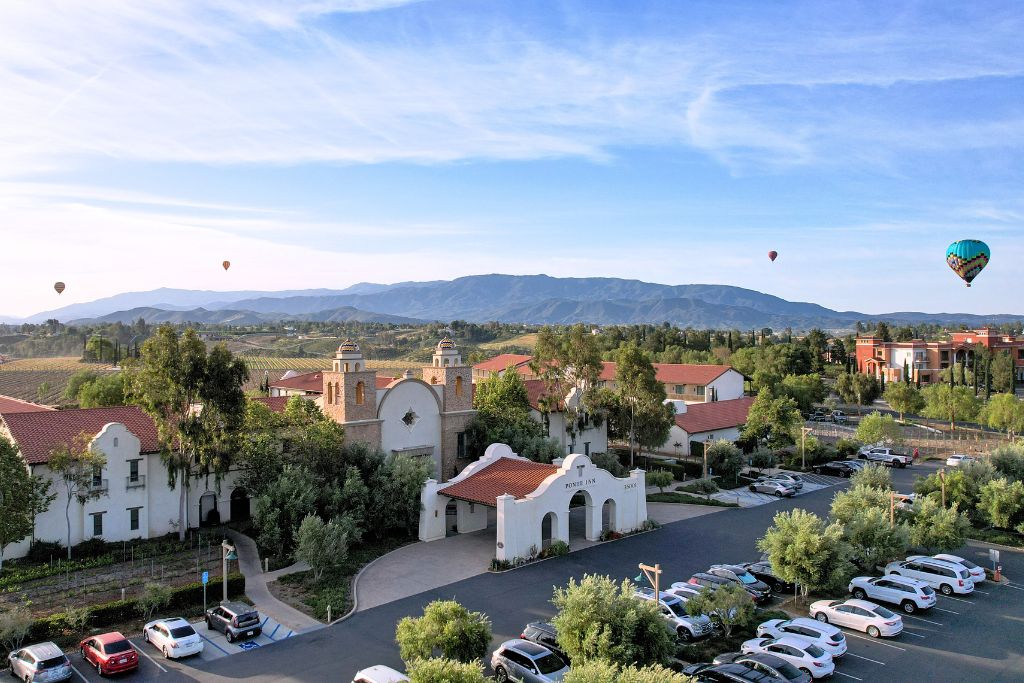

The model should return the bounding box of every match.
[222,261,231,271]
[946,239,990,287]
[768,251,778,262]
[54,282,65,295]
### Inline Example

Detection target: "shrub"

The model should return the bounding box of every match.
[835,438,862,458]
[543,540,570,557]
[849,464,892,491]
[750,449,777,471]
[591,452,628,477]
[26,540,65,563]
[646,470,673,493]
[406,657,489,683]
[682,584,755,638]
[395,600,492,665]
[0,607,32,653]
[136,582,173,621]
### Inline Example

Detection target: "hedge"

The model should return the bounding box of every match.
[13,574,246,656]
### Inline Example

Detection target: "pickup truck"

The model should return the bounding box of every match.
[858,447,912,468]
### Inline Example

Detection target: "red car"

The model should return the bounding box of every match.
[80,632,139,676]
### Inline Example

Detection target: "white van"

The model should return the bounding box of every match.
[884,557,974,595]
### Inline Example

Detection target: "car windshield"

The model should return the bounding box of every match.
[37,656,67,670]
[104,641,132,654]
[169,626,196,639]
[872,606,896,619]
[953,558,978,569]
[921,586,935,596]
[534,653,565,674]
[804,644,825,658]
[736,571,757,585]
[665,601,687,617]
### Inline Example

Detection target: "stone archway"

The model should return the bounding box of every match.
[568,489,596,543]
[602,498,617,533]
[541,511,558,549]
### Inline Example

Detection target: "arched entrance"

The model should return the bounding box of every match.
[568,489,596,543]
[602,498,617,533]
[445,500,459,536]
[230,488,250,522]
[541,511,558,549]
[199,492,218,527]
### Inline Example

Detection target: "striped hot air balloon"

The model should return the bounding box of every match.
[946,240,990,287]
[54,282,65,294]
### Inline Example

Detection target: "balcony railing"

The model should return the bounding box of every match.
[89,479,109,493]
[126,475,146,490]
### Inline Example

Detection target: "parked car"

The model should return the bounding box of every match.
[830,411,848,424]
[808,599,903,638]
[491,639,570,683]
[79,631,139,676]
[812,461,855,477]
[759,473,804,490]
[945,454,978,467]
[931,553,986,584]
[520,622,568,662]
[848,575,936,613]
[885,557,975,595]
[808,411,830,422]
[205,601,262,643]
[708,565,772,603]
[857,447,912,467]
[688,572,746,596]
[712,652,812,682]
[742,561,797,595]
[740,636,834,680]
[749,480,796,497]
[143,617,204,659]
[683,662,783,682]
[352,666,410,683]
[7,642,73,682]
[838,460,866,470]
[635,587,714,641]
[755,618,847,657]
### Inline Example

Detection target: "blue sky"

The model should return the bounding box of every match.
[1,0,1022,318]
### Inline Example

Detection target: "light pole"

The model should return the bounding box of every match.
[221,540,237,603]
[801,427,813,470]
[636,562,662,597]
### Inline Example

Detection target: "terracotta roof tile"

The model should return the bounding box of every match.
[600,361,733,385]
[270,371,323,393]
[439,457,558,506]
[674,397,756,435]
[522,379,564,412]
[0,395,55,414]
[2,406,162,465]
[472,354,533,373]
[252,396,290,413]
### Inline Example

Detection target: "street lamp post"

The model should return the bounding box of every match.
[636,563,662,597]
[801,427,813,470]
[221,540,237,603]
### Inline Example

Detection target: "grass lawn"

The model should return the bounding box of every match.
[966,526,1024,549]
[647,492,738,508]
[270,535,412,621]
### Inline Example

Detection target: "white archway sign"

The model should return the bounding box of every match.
[419,443,648,563]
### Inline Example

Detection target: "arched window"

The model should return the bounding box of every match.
[443,358,450,367]
[355,362,360,371]
[434,359,439,367]
[344,362,350,372]
[355,381,365,405]
[455,375,463,397]
[335,382,340,404]
[327,382,333,403]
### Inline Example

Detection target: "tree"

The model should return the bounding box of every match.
[991,350,1015,394]
[848,463,892,491]
[741,388,802,449]
[613,344,672,465]
[829,484,891,525]
[990,443,1024,482]
[921,384,980,431]
[136,583,172,621]
[47,433,107,559]
[368,454,435,537]
[757,509,854,597]
[909,498,971,553]
[705,440,744,483]
[405,658,489,683]
[646,470,673,493]
[532,325,604,452]
[85,336,114,362]
[253,465,318,557]
[395,600,492,665]
[977,478,1024,529]
[854,412,903,446]
[77,373,126,408]
[803,329,829,372]
[683,584,755,638]
[0,436,55,573]
[551,574,672,668]
[914,462,997,516]
[0,606,33,653]
[884,383,924,422]
[125,326,248,540]
[840,507,909,572]
[564,660,693,683]
[981,394,1024,439]
[836,373,880,412]
[64,370,100,402]
[295,513,359,582]
[779,374,827,413]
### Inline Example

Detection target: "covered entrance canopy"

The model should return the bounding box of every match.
[419,444,648,562]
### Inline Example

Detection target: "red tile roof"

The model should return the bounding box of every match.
[472,354,533,373]
[0,395,55,414]
[2,406,162,465]
[270,371,323,393]
[439,457,558,506]
[252,396,290,413]
[674,397,756,436]
[523,379,565,412]
[600,362,734,385]
[377,376,397,389]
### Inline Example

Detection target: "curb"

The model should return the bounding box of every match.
[488,525,662,574]
[330,542,418,625]
[966,538,1024,553]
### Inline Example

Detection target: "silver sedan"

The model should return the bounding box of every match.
[749,480,797,497]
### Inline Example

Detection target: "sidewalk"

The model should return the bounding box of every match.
[222,528,323,633]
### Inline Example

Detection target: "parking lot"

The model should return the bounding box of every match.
[712,472,847,507]
[66,614,301,682]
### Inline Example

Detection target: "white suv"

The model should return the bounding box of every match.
[885,557,974,595]
[931,554,986,584]
[635,587,714,642]
[849,575,936,613]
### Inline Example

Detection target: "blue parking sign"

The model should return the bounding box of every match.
[202,571,209,585]
[238,641,260,651]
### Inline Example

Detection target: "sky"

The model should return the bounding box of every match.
[1,0,1022,319]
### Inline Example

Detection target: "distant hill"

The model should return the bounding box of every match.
[17,274,1024,331]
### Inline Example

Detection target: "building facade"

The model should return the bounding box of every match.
[660,396,756,457]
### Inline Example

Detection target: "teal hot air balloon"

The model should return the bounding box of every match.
[946,239,990,287]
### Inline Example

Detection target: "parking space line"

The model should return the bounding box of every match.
[1003,584,1024,592]
[834,672,863,681]
[269,622,281,638]
[933,607,959,614]
[199,634,232,655]
[842,632,906,650]
[900,630,926,639]
[845,652,885,665]
[972,589,990,594]
[903,614,943,626]
[939,594,971,603]
[70,663,89,683]
[129,640,168,673]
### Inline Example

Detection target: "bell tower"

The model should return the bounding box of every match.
[322,339,378,424]
[422,336,472,412]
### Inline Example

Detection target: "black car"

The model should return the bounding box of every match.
[519,622,568,663]
[713,652,811,683]
[683,662,784,682]
[742,561,797,595]
[205,601,262,643]
[687,572,736,593]
[708,565,772,604]
[813,461,855,478]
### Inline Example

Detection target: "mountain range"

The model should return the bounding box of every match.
[5,275,1022,331]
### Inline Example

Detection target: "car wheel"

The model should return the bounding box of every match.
[842,470,851,478]
[144,630,150,643]
[899,463,907,469]
[867,625,881,638]
[162,647,170,659]
[902,601,916,614]
[749,485,757,492]
[96,660,104,676]
[852,588,866,600]
[677,627,693,643]
[940,584,954,596]
[800,669,812,679]
[226,631,235,643]
[494,666,509,683]
[774,581,788,593]
[775,491,784,497]
[814,612,828,623]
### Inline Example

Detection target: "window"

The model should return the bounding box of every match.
[921,374,931,383]
[674,385,683,395]
[457,432,466,459]
[455,375,463,397]
[128,459,140,482]
[354,362,360,371]
[91,512,104,537]
[941,350,950,361]
[343,362,349,372]
[128,507,141,531]
[355,381,365,405]
[327,382,333,403]
[92,465,103,488]
[1018,350,1024,360]
[113,437,118,447]
[695,385,706,396]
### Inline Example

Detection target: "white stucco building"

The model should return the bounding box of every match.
[661,396,756,457]
[522,380,608,457]
[419,444,647,562]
